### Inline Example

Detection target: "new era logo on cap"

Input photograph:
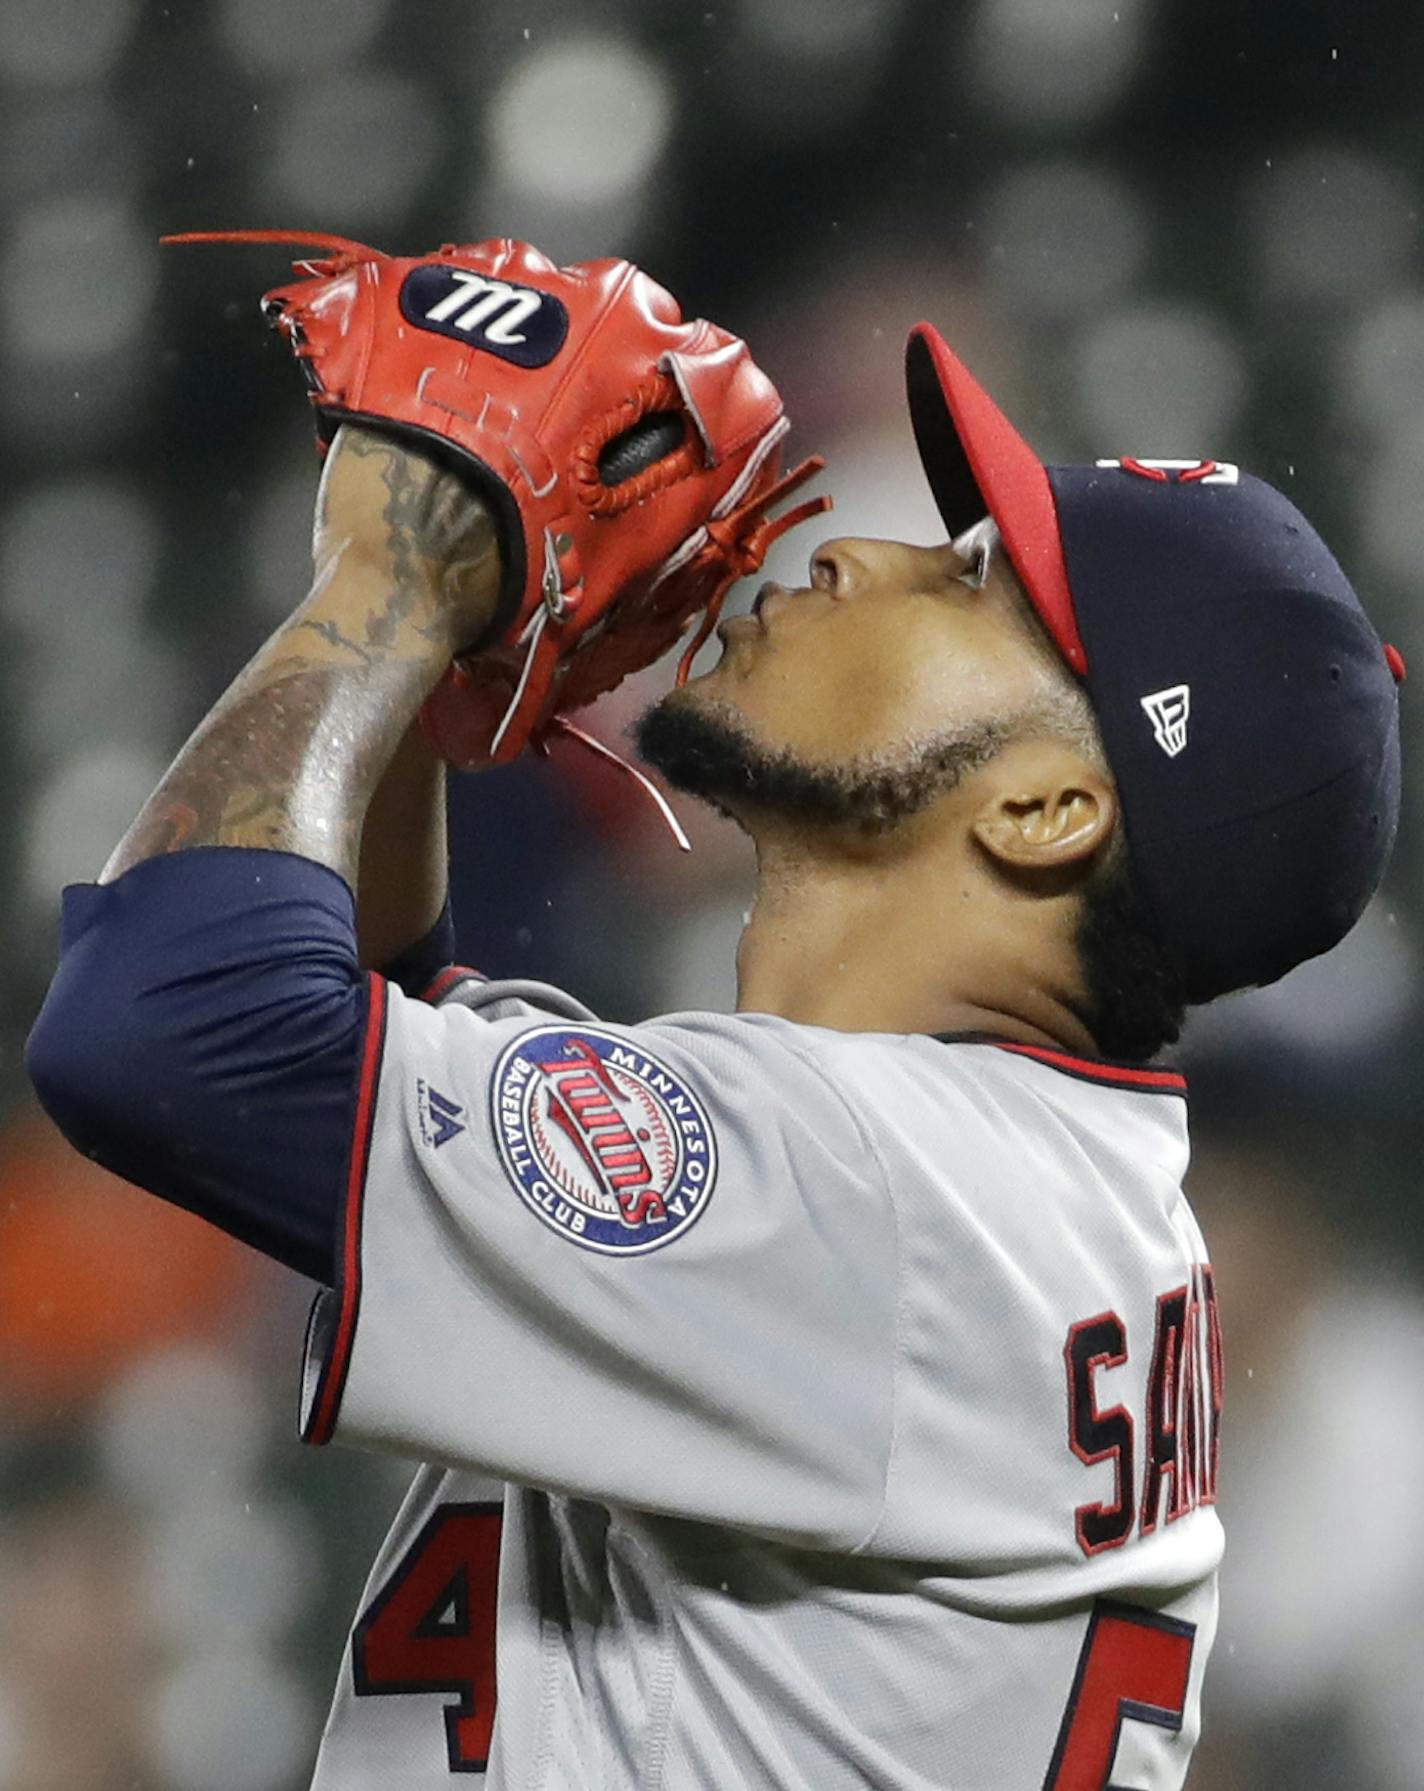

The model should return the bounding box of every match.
[906,322,1402,1002]
[1096,457,1240,487]
[1140,685,1190,757]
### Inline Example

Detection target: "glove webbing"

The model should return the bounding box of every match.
[162,229,833,847]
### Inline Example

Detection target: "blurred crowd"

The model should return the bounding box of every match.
[1,0,1422,1785]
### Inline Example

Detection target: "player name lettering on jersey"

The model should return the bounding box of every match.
[1066,1263,1223,1557]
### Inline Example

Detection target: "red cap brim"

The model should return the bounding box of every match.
[905,324,1086,675]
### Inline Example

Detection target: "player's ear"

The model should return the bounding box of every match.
[971,743,1117,878]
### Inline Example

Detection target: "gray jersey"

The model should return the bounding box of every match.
[303,972,1223,1789]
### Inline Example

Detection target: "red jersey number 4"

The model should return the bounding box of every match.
[351,1503,502,1774]
[352,1509,1192,1785]
[1044,1600,1196,1789]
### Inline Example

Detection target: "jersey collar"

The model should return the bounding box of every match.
[934,1032,1188,1097]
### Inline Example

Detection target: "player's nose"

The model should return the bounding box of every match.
[809,536,965,599]
[807,537,881,597]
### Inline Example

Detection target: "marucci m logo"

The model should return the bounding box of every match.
[1140,685,1191,758]
[400,264,569,367]
[424,272,542,342]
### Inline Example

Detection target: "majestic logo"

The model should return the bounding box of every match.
[490,1026,717,1255]
[399,265,569,367]
[1140,685,1191,758]
[416,1080,466,1149]
[1096,457,1240,487]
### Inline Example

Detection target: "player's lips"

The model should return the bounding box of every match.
[718,581,784,644]
[721,580,816,645]
[752,580,812,628]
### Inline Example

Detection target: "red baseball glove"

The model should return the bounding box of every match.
[165,231,829,780]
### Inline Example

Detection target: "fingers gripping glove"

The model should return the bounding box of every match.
[164,231,830,778]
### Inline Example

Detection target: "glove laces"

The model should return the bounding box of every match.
[673,455,831,687]
[486,455,830,850]
[539,718,694,852]
[161,229,388,272]
[164,232,833,855]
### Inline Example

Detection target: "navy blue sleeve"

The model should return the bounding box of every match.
[25,848,376,1284]
[375,898,458,998]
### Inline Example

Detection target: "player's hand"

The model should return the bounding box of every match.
[175,231,825,766]
[313,422,503,655]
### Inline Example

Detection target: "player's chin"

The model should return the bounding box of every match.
[635,677,721,750]
[633,682,758,800]
[681,624,755,693]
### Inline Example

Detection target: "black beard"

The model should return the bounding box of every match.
[634,690,1010,836]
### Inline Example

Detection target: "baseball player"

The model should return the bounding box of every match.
[27,237,1401,1789]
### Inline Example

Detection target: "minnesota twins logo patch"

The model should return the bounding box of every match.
[491,1026,717,1255]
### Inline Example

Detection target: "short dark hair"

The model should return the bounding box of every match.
[998,576,1190,1064]
[1075,840,1188,1063]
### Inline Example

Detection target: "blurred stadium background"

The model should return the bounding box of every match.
[1,0,1421,1785]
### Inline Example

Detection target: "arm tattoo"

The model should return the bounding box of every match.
[112,665,380,874]
[333,428,495,657]
[102,431,499,888]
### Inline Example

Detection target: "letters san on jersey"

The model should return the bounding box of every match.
[305,981,1221,1791]
[1066,1263,1223,1556]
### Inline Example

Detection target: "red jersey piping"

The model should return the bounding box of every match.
[990,1039,1187,1094]
[420,963,484,1004]
[304,972,388,1446]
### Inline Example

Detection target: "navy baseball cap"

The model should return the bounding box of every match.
[905,323,1404,1005]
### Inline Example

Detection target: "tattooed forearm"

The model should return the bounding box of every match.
[100,426,501,888]
[330,426,501,655]
[103,659,412,883]
[338,428,432,625]
[295,614,377,664]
